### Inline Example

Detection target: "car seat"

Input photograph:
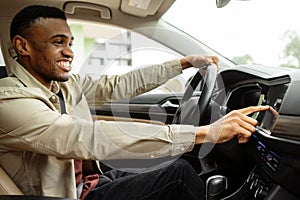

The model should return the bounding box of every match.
[0,66,23,195]
[0,166,23,195]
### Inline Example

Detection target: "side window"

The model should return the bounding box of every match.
[0,44,8,78]
[0,46,5,66]
[69,20,195,94]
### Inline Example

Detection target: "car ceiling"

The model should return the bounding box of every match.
[0,0,175,27]
[0,0,178,72]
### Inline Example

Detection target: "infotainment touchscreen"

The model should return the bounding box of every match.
[252,94,265,120]
[252,94,279,132]
[258,107,279,131]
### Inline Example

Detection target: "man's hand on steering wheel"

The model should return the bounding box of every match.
[174,55,219,126]
[180,55,219,74]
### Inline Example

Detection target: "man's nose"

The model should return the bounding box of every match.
[63,45,74,59]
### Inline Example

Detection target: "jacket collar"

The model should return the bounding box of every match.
[10,60,60,97]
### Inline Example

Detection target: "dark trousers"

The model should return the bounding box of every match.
[85,158,205,200]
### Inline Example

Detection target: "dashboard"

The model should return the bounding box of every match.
[219,65,300,199]
[95,64,300,199]
[221,65,299,140]
[226,80,288,134]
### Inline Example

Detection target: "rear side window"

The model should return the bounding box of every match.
[68,20,196,94]
[0,46,5,66]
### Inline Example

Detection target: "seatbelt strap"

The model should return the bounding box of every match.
[57,90,66,114]
[57,90,102,199]
[56,90,84,198]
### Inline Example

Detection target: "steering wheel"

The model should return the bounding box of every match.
[172,64,218,126]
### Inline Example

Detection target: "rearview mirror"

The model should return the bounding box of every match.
[216,0,231,8]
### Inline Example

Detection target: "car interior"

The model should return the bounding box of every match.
[1,0,300,200]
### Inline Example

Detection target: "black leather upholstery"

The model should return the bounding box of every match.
[0,67,7,78]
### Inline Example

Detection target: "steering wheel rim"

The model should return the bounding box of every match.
[173,64,218,125]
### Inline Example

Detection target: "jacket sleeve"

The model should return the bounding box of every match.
[0,87,196,160]
[74,59,183,105]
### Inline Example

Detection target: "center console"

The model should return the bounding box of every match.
[219,78,300,199]
[246,138,280,199]
[221,133,298,200]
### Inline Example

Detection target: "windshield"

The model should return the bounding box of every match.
[163,0,300,68]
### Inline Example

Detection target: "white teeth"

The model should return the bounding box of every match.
[57,59,72,71]
[58,61,70,67]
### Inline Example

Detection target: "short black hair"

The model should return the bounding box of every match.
[10,5,67,41]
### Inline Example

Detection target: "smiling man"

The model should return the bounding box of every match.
[0,5,269,200]
[11,12,74,88]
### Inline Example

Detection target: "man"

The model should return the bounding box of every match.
[0,5,269,200]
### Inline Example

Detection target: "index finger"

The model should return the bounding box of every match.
[238,105,270,116]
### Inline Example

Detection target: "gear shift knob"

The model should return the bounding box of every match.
[206,175,228,200]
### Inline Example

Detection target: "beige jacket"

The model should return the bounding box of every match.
[0,60,196,199]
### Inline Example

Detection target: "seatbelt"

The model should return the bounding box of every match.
[57,90,66,114]
[56,90,84,198]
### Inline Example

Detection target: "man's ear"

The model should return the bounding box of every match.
[13,35,30,56]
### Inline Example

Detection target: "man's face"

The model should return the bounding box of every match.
[23,18,74,86]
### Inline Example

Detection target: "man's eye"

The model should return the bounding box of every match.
[54,40,63,45]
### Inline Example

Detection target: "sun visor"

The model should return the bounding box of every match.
[120,0,169,17]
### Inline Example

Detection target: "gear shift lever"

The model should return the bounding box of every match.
[206,175,228,200]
